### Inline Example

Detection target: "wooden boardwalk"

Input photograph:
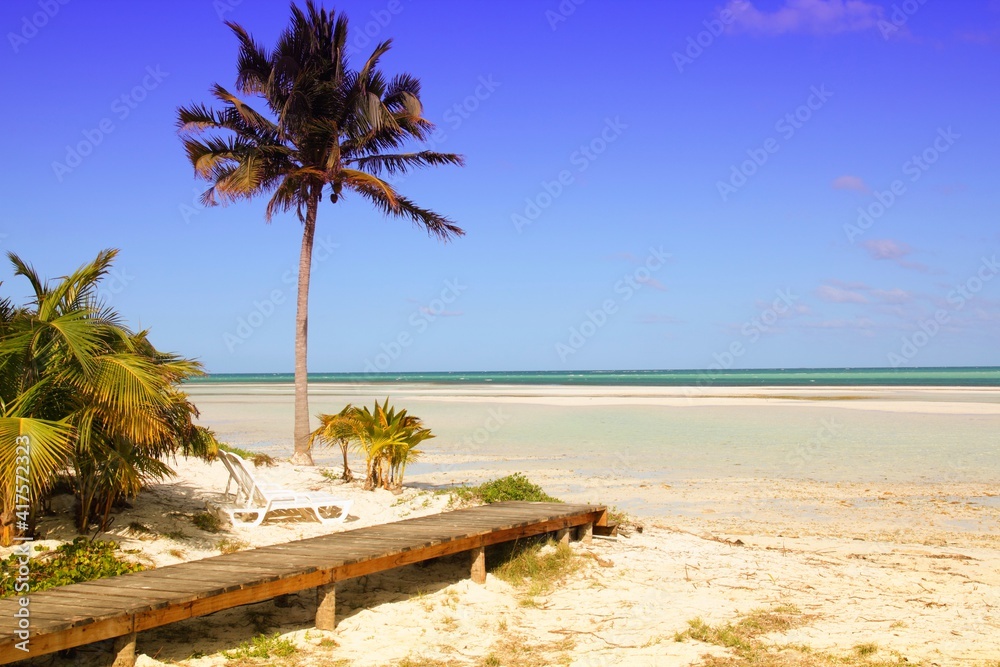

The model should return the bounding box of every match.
[0,501,606,665]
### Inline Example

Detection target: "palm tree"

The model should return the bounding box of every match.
[177,1,464,465]
[0,250,215,543]
[312,400,431,490]
[342,398,433,491]
[385,418,432,491]
[309,403,359,481]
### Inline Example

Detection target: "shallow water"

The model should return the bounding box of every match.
[186,383,1000,485]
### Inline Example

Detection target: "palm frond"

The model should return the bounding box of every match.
[228,21,273,95]
[348,151,464,177]
[6,253,46,306]
[0,416,74,506]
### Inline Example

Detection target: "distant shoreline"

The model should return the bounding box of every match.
[184,366,1000,387]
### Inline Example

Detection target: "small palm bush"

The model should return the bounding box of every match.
[312,399,432,491]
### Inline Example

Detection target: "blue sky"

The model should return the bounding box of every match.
[1,0,998,373]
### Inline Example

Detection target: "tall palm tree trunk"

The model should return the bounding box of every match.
[291,197,319,465]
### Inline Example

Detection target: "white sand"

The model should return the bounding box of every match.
[11,384,1000,665]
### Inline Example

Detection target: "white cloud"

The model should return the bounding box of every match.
[723,0,884,36]
[831,174,870,193]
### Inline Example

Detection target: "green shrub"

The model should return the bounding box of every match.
[217,538,249,554]
[452,473,562,505]
[492,540,580,597]
[218,442,275,467]
[192,512,223,533]
[126,521,156,536]
[0,537,145,597]
[222,632,297,660]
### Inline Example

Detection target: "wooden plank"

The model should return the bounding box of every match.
[0,615,133,664]
[158,562,296,576]
[269,535,428,552]
[77,578,217,598]
[26,590,136,609]
[3,594,126,629]
[65,583,191,608]
[259,544,410,562]
[149,563,293,585]
[124,576,247,595]
[223,553,343,569]
[135,569,257,586]
[275,538,443,560]
[87,575,246,598]
[189,556,318,576]
[0,610,82,636]
[19,597,129,619]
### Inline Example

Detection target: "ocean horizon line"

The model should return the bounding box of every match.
[185,366,1000,387]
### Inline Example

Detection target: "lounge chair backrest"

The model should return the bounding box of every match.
[217,451,241,500]
[226,452,268,506]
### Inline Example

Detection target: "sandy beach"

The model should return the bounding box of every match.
[16,383,1000,666]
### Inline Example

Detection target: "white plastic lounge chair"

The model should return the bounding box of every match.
[218,451,354,528]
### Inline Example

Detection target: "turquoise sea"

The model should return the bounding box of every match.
[187,366,1000,387]
[187,368,1000,485]
[186,370,1000,516]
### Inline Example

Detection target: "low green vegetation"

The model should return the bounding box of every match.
[217,442,275,467]
[855,643,880,657]
[192,512,223,533]
[217,538,249,554]
[492,540,582,598]
[0,537,145,597]
[222,632,296,661]
[479,634,575,667]
[450,473,562,505]
[675,605,917,666]
[319,468,341,483]
[393,633,573,667]
[126,521,156,536]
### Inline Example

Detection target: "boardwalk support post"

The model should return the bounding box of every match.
[555,528,570,545]
[470,546,486,584]
[316,583,337,631]
[110,631,136,667]
[578,522,593,544]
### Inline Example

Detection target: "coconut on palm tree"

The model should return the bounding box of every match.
[177,1,464,465]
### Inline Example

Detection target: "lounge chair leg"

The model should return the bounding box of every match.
[555,528,570,545]
[110,631,136,667]
[316,583,337,631]
[577,522,594,544]
[470,546,486,585]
